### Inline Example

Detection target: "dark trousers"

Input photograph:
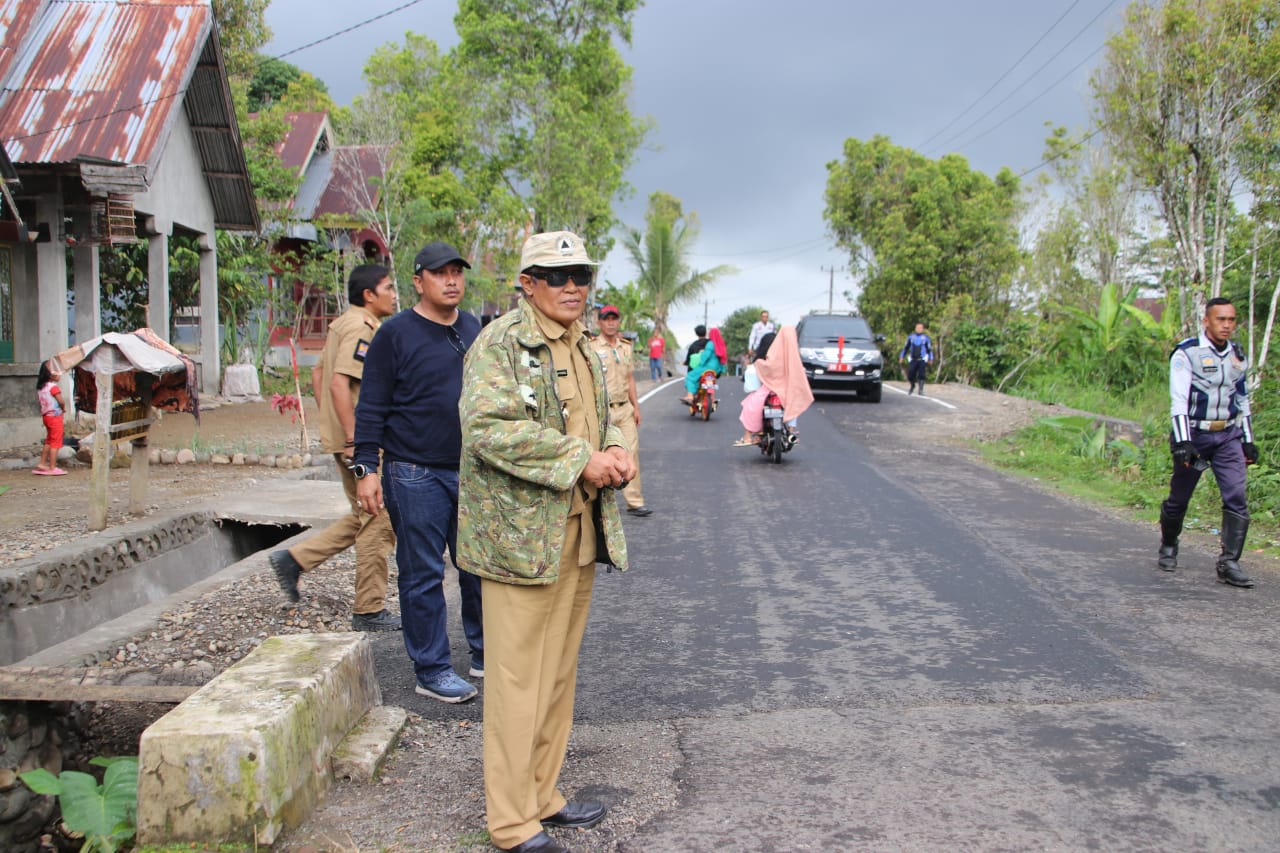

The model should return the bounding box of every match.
[1164,427,1248,517]
[383,462,484,681]
[907,359,928,387]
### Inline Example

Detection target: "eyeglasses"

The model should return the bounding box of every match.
[528,266,593,288]
[445,324,467,357]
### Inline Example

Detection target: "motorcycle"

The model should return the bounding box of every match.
[687,370,719,420]
[756,390,795,463]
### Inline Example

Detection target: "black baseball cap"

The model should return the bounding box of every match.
[414,242,471,274]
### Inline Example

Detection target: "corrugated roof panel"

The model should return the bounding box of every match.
[277,112,327,173]
[314,146,387,218]
[0,0,209,168]
[0,0,45,85]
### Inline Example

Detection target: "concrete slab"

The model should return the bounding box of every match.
[209,474,348,527]
[331,704,409,783]
[136,633,380,846]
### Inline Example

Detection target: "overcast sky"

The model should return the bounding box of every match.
[264,0,1126,343]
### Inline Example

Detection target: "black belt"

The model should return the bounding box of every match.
[609,401,630,408]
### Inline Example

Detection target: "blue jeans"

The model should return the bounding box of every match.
[382,462,483,681]
[649,356,663,382]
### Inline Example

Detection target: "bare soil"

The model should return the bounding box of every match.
[0,397,318,556]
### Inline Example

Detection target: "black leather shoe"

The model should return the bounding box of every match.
[1217,562,1255,588]
[542,800,607,829]
[626,506,653,517]
[500,831,569,853]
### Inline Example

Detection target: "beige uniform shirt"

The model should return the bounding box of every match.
[530,304,600,566]
[590,336,633,421]
[317,305,380,454]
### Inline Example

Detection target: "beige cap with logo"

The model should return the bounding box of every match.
[520,230,597,270]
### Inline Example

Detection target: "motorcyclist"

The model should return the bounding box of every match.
[680,327,727,405]
[736,327,814,446]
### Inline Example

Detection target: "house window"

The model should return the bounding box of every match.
[0,247,12,363]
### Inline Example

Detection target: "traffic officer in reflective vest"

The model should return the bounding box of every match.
[590,305,652,517]
[1157,297,1260,587]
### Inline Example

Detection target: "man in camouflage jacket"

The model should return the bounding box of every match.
[456,304,630,581]
[457,230,634,853]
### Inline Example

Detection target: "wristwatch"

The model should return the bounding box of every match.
[351,463,375,480]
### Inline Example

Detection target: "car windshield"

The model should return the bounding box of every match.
[799,316,873,344]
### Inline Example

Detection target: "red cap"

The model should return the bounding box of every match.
[599,305,621,318]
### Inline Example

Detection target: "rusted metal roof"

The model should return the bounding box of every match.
[314,145,387,220]
[0,0,45,86]
[276,111,329,174]
[0,0,258,230]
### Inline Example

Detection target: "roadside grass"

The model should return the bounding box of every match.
[980,414,1280,559]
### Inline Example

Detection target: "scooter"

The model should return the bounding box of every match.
[687,370,719,420]
[756,390,795,463]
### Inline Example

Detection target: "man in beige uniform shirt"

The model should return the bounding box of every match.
[270,264,400,631]
[457,231,635,853]
[590,304,651,516]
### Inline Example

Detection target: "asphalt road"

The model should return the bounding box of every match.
[356,378,1280,851]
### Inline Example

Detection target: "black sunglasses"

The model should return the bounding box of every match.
[528,266,593,288]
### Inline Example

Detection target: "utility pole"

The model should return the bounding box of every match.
[703,299,709,327]
[821,265,837,312]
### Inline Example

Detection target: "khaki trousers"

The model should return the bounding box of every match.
[611,402,645,508]
[288,453,395,614]
[482,514,597,849]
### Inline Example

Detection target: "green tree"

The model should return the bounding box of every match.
[824,135,1022,338]
[1039,125,1140,304]
[619,191,736,345]
[595,281,655,333]
[451,0,650,249]
[212,0,271,80]
[247,56,303,111]
[1092,0,1280,315]
[719,305,767,363]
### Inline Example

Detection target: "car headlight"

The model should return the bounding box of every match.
[799,348,822,362]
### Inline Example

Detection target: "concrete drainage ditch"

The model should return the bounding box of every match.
[0,510,305,851]
[1,513,304,668]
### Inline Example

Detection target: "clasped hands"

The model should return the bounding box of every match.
[582,446,637,489]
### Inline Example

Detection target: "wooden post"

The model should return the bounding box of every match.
[88,370,112,531]
[128,373,153,515]
[290,336,310,452]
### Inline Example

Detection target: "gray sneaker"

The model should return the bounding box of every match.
[415,670,478,703]
[468,657,484,678]
[351,610,402,632]
[269,550,302,603]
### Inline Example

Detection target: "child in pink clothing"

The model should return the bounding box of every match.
[35,359,66,476]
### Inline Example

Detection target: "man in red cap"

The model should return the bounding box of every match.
[591,305,651,516]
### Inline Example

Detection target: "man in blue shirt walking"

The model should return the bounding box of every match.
[899,322,933,396]
[352,242,485,702]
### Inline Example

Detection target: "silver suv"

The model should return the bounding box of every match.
[795,312,885,401]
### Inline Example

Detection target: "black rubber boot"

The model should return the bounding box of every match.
[1157,503,1184,572]
[1216,510,1254,588]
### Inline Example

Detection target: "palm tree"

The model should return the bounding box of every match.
[619,191,735,343]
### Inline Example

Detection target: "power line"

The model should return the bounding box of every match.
[951,43,1106,157]
[925,0,1119,158]
[916,0,1082,152]
[274,0,428,60]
